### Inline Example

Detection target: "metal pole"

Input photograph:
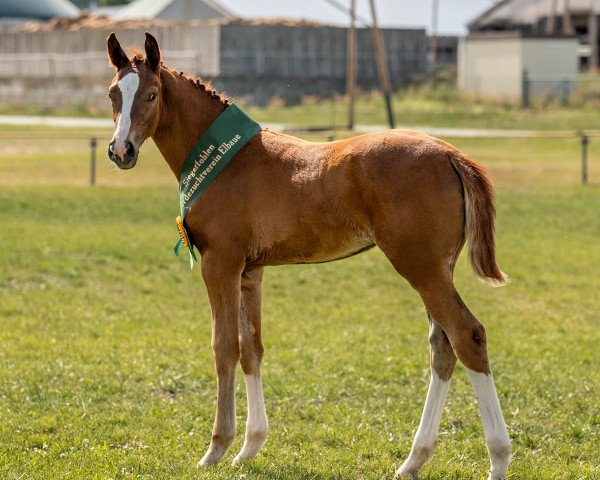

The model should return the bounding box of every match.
[368,0,395,129]
[90,137,97,186]
[521,70,530,108]
[347,0,357,130]
[581,134,589,185]
[547,0,558,35]
[429,0,439,71]
[562,0,573,35]
[589,0,599,72]
[562,79,569,106]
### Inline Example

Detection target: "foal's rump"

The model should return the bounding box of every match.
[343,130,505,286]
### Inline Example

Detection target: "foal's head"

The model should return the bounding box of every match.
[106,32,162,169]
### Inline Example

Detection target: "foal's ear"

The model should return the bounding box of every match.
[107,32,129,71]
[144,32,161,73]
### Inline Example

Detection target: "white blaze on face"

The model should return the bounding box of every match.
[111,72,140,158]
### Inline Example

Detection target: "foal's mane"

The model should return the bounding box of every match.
[129,50,231,106]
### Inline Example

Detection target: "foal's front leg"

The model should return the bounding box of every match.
[233,267,268,464]
[198,252,244,466]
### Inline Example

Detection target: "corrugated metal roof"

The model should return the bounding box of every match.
[111,0,491,35]
[0,0,79,19]
[470,0,595,30]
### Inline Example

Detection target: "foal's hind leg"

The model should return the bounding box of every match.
[233,267,269,464]
[416,278,511,480]
[395,315,457,479]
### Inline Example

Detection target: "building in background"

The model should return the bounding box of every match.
[0,1,494,108]
[110,0,490,71]
[469,0,599,70]
[432,36,460,69]
[0,16,427,107]
[0,0,79,32]
[458,0,595,103]
[458,31,578,102]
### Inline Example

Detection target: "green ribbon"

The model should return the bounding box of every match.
[173,104,261,268]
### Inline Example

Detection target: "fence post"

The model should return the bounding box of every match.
[581,134,589,185]
[561,79,569,106]
[90,137,97,187]
[521,70,530,108]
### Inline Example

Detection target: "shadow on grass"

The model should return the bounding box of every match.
[237,462,475,480]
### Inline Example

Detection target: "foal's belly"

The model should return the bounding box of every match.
[295,234,376,265]
[249,224,375,267]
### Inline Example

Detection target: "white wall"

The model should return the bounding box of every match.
[459,37,522,100]
[458,36,578,101]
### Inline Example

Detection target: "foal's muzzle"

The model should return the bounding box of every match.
[108,140,138,169]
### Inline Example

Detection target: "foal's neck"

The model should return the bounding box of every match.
[151,68,228,179]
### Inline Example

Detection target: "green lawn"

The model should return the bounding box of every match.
[246,94,600,131]
[1,125,599,188]
[4,81,600,131]
[0,125,598,479]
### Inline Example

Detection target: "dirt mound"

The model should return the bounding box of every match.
[9,13,328,34]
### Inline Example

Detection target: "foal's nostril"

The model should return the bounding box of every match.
[125,141,136,159]
[108,141,116,160]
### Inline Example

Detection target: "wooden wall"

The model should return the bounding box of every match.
[0,21,427,106]
[0,23,220,79]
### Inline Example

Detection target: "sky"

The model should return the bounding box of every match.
[221,0,499,36]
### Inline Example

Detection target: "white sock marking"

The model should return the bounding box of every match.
[111,72,139,158]
[233,373,268,464]
[396,369,451,477]
[467,369,511,480]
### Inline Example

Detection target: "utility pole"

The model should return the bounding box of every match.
[347,0,357,130]
[429,0,439,71]
[368,0,395,129]
[546,0,558,34]
[89,137,97,186]
[562,0,573,35]
[589,0,599,72]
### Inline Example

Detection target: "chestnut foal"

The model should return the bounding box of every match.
[106,33,511,479]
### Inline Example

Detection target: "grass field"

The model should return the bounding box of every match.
[0,124,598,479]
[4,73,600,131]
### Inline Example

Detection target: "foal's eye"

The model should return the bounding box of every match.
[108,93,112,100]
[148,92,157,102]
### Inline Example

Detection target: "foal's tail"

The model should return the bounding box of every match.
[449,153,508,287]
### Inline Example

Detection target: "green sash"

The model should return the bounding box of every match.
[174,104,261,267]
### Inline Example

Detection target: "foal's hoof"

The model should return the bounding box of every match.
[232,431,268,465]
[232,448,256,466]
[198,447,224,466]
[231,445,260,466]
[197,455,218,467]
[394,473,418,480]
[198,434,235,467]
[394,466,419,480]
